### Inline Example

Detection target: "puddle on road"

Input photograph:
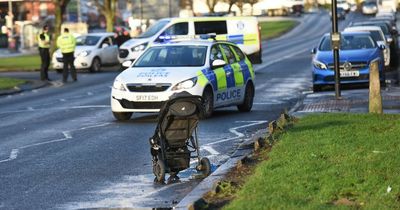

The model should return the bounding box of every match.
[59,162,219,209]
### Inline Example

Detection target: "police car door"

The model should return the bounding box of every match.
[219,44,243,105]
[209,44,228,107]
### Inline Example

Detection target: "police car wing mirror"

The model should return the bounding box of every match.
[122,60,133,68]
[211,59,226,69]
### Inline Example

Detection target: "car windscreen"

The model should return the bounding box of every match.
[76,36,101,46]
[134,46,208,67]
[136,20,170,38]
[319,34,376,51]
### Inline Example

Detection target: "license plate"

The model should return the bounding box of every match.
[340,71,359,77]
[135,95,158,101]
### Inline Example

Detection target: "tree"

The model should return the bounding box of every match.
[52,0,70,54]
[206,0,219,14]
[245,0,259,15]
[223,0,239,14]
[93,0,117,32]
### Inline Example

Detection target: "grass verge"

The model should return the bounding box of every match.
[259,20,298,40]
[0,77,27,90]
[0,54,41,71]
[206,113,400,209]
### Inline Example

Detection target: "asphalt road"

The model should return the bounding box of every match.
[0,11,376,209]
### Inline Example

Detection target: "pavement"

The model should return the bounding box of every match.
[2,68,400,209]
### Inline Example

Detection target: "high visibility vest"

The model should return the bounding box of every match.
[37,33,50,48]
[57,33,76,53]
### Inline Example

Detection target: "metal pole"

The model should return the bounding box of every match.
[169,0,172,17]
[331,0,341,99]
[77,0,82,23]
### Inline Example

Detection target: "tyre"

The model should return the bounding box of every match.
[112,111,132,121]
[153,159,166,183]
[200,87,214,119]
[313,84,322,92]
[90,57,101,73]
[237,83,254,112]
[55,69,62,74]
[198,157,211,177]
[248,51,262,64]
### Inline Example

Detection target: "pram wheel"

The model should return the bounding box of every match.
[197,157,211,177]
[153,159,166,183]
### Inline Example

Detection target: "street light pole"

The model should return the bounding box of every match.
[331,0,341,99]
[169,0,172,17]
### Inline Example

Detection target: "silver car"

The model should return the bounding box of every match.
[52,32,119,72]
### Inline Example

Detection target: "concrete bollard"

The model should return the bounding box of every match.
[369,59,383,114]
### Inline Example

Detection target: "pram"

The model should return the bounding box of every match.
[149,92,211,183]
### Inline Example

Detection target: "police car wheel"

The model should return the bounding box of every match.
[237,83,254,112]
[112,111,132,121]
[200,87,214,119]
[90,57,101,73]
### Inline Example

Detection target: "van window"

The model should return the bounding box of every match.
[195,21,227,35]
[137,20,170,38]
[164,22,189,35]
[220,44,236,64]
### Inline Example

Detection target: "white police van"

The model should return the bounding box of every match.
[118,16,262,66]
[111,37,255,121]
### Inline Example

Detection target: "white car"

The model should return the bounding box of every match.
[337,0,350,12]
[111,39,255,121]
[52,32,119,72]
[344,26,391,68]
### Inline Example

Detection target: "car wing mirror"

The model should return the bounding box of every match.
[101,43,109,48]
[311,48,317,54]
[122,60,133,68]
[211,59,226,69]
[379,44,386,50]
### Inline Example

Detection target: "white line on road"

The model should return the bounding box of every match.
[0,123,111,163]
[0,105,110,115]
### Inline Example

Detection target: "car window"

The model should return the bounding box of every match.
[370,31,384,41]
[220,44,236,64]
[101,37,111,47]
[164,22,189,35]
[210,44,224,63]
[76,36,101,46]
[231,45,245,61]
[134,46,207,67]
[319,34,376,51]
[195,21,228,35]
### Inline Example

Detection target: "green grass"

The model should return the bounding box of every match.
[0,54,41,71]
[0,77,27,90]
[225,113,400,209]
[259,20,298,40]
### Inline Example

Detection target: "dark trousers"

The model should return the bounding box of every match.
[62,52,77,82]
[39,47,50,80]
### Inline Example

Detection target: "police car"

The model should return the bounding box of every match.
[111,37,255,121]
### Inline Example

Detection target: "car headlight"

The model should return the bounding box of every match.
[172,77,198,91]
[112,78,127,91]
[132,43,148,52]
[313,60,328,70]
[78,50,91,57]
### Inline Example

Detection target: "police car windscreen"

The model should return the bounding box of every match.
[76,36,101,46]
[319,34,376,51]
[134,46,207,67]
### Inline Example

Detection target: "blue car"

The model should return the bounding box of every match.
[312,31,385,91]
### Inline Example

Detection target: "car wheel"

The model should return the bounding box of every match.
[237,83,254,112]
[313,84,322,92]
[200,87,214,119]
[90,57,101,73]
[112,111,132,121]
[55,69,62,74]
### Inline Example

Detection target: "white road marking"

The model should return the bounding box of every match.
[87,92,93,95]
[59,99,66,102]
[202,145,219,155]
[205,121,268,146]
[27,107,34,111]
[0,123,111,163]
[0,105,110,115]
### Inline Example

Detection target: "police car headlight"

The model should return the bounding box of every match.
[132,43,148,52]
[313,60,328,70]
[78,50,91,57]
[172,77,197,91]
[112,79,127,91]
